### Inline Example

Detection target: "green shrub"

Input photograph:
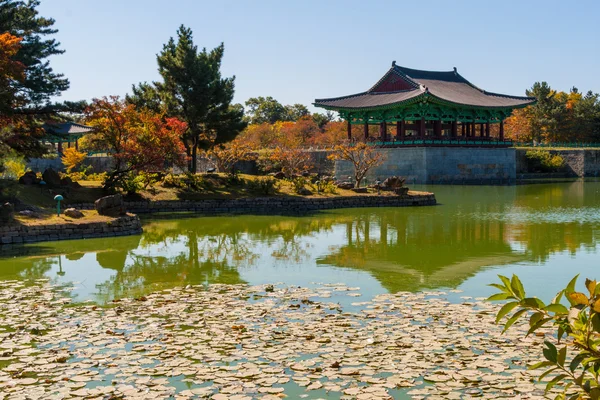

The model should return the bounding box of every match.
[489,274,600,399]
[290,176,309,194]
[139,172,162,190]
[119,172,143,195]
[247,177,279,195]
[311,179,337,194]
[526,150,565,172]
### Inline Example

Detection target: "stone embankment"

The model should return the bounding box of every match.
[1,193,435,246]
[0,215,142,245]
[69,193,436,215]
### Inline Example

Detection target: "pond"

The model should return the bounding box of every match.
[2,180,599,398]
[2,180,599,304]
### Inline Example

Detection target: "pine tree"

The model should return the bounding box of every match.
[130,25,246,173]
[0,0,69,107]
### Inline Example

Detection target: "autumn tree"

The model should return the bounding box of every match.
[329,142,385,188]
[128,25,246,173]
[84,97,187,190]
[205,142,257,175]
[61,147,86,173]
[258,147,313,178]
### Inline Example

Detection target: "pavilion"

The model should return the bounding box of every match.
[314,62,536,146]
[42,122,94,154]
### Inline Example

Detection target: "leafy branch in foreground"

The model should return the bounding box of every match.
[489,274,600,399]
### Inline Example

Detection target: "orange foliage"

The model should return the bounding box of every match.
[328,142,385,188]
[84,97,188,175]
[205,142,257,174]
[0,33,24,82]
[61,148,87,173]
[258,146,313,177]
[504,108,532,143]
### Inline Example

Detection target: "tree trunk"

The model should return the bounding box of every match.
[191,144,197,173]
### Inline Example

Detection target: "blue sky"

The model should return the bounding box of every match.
[39,0,600,112]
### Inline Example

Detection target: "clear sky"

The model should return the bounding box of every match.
[39,0,600,112]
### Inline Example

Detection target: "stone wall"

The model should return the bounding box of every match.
[515,149,600,177]
[70,194,436,216]
[0,215,142,245]
[335,147,516,185]
[26,156,115,173]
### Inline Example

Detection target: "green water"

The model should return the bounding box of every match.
[1,180,600,303]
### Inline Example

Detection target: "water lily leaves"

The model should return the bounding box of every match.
[0,281,553,398]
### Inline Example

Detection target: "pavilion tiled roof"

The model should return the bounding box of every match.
[43,122,94,136]
[314,63,536,110]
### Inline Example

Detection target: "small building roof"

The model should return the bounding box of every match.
[314,63,536,111]
[43,122,94,136]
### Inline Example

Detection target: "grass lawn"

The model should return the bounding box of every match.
[12,209,120,226]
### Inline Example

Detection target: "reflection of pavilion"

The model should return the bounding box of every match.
[318,213,527,293]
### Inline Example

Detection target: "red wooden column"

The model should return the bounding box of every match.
[451,121,458,138]
[499,120,505,140]
[57,142,63,154]
[380,121,387,141]
[479,123,484,138]
[465,123,470,138]
[364,121,369,140]
[347,120,352,140]
[461,123,466,137]
[399,120,405,140]
[75,139,79,151]
[434,120,442,138]
[419,118,426,139]
[485,122,490,138]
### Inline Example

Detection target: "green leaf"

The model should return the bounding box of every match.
[529,361,556,370]
[511,274,525,299]
[503,309,528,333]
[521,297,546,309]
[565,275,579,295]
[551,290,564,305]
[570,353,586,372]
[592,314,600,332]
[499,275,514,295]
[487,293,512,301]
[545,374,567,393]
[527,317,553,336]
[539,366,558,382]
[558,326,565,342]
[543,340,558,363]
[488,283,509,292]
[557,346,567,367]
[545,304,569,315]
[495,302,519,324]
[529,312,544,327]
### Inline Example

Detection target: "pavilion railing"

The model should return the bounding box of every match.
[362,139,514,147]
[515,142,600,149]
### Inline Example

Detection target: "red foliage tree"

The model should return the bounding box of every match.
[84,97,187,189]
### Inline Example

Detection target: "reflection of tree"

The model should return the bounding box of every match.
[505,181,600,261]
